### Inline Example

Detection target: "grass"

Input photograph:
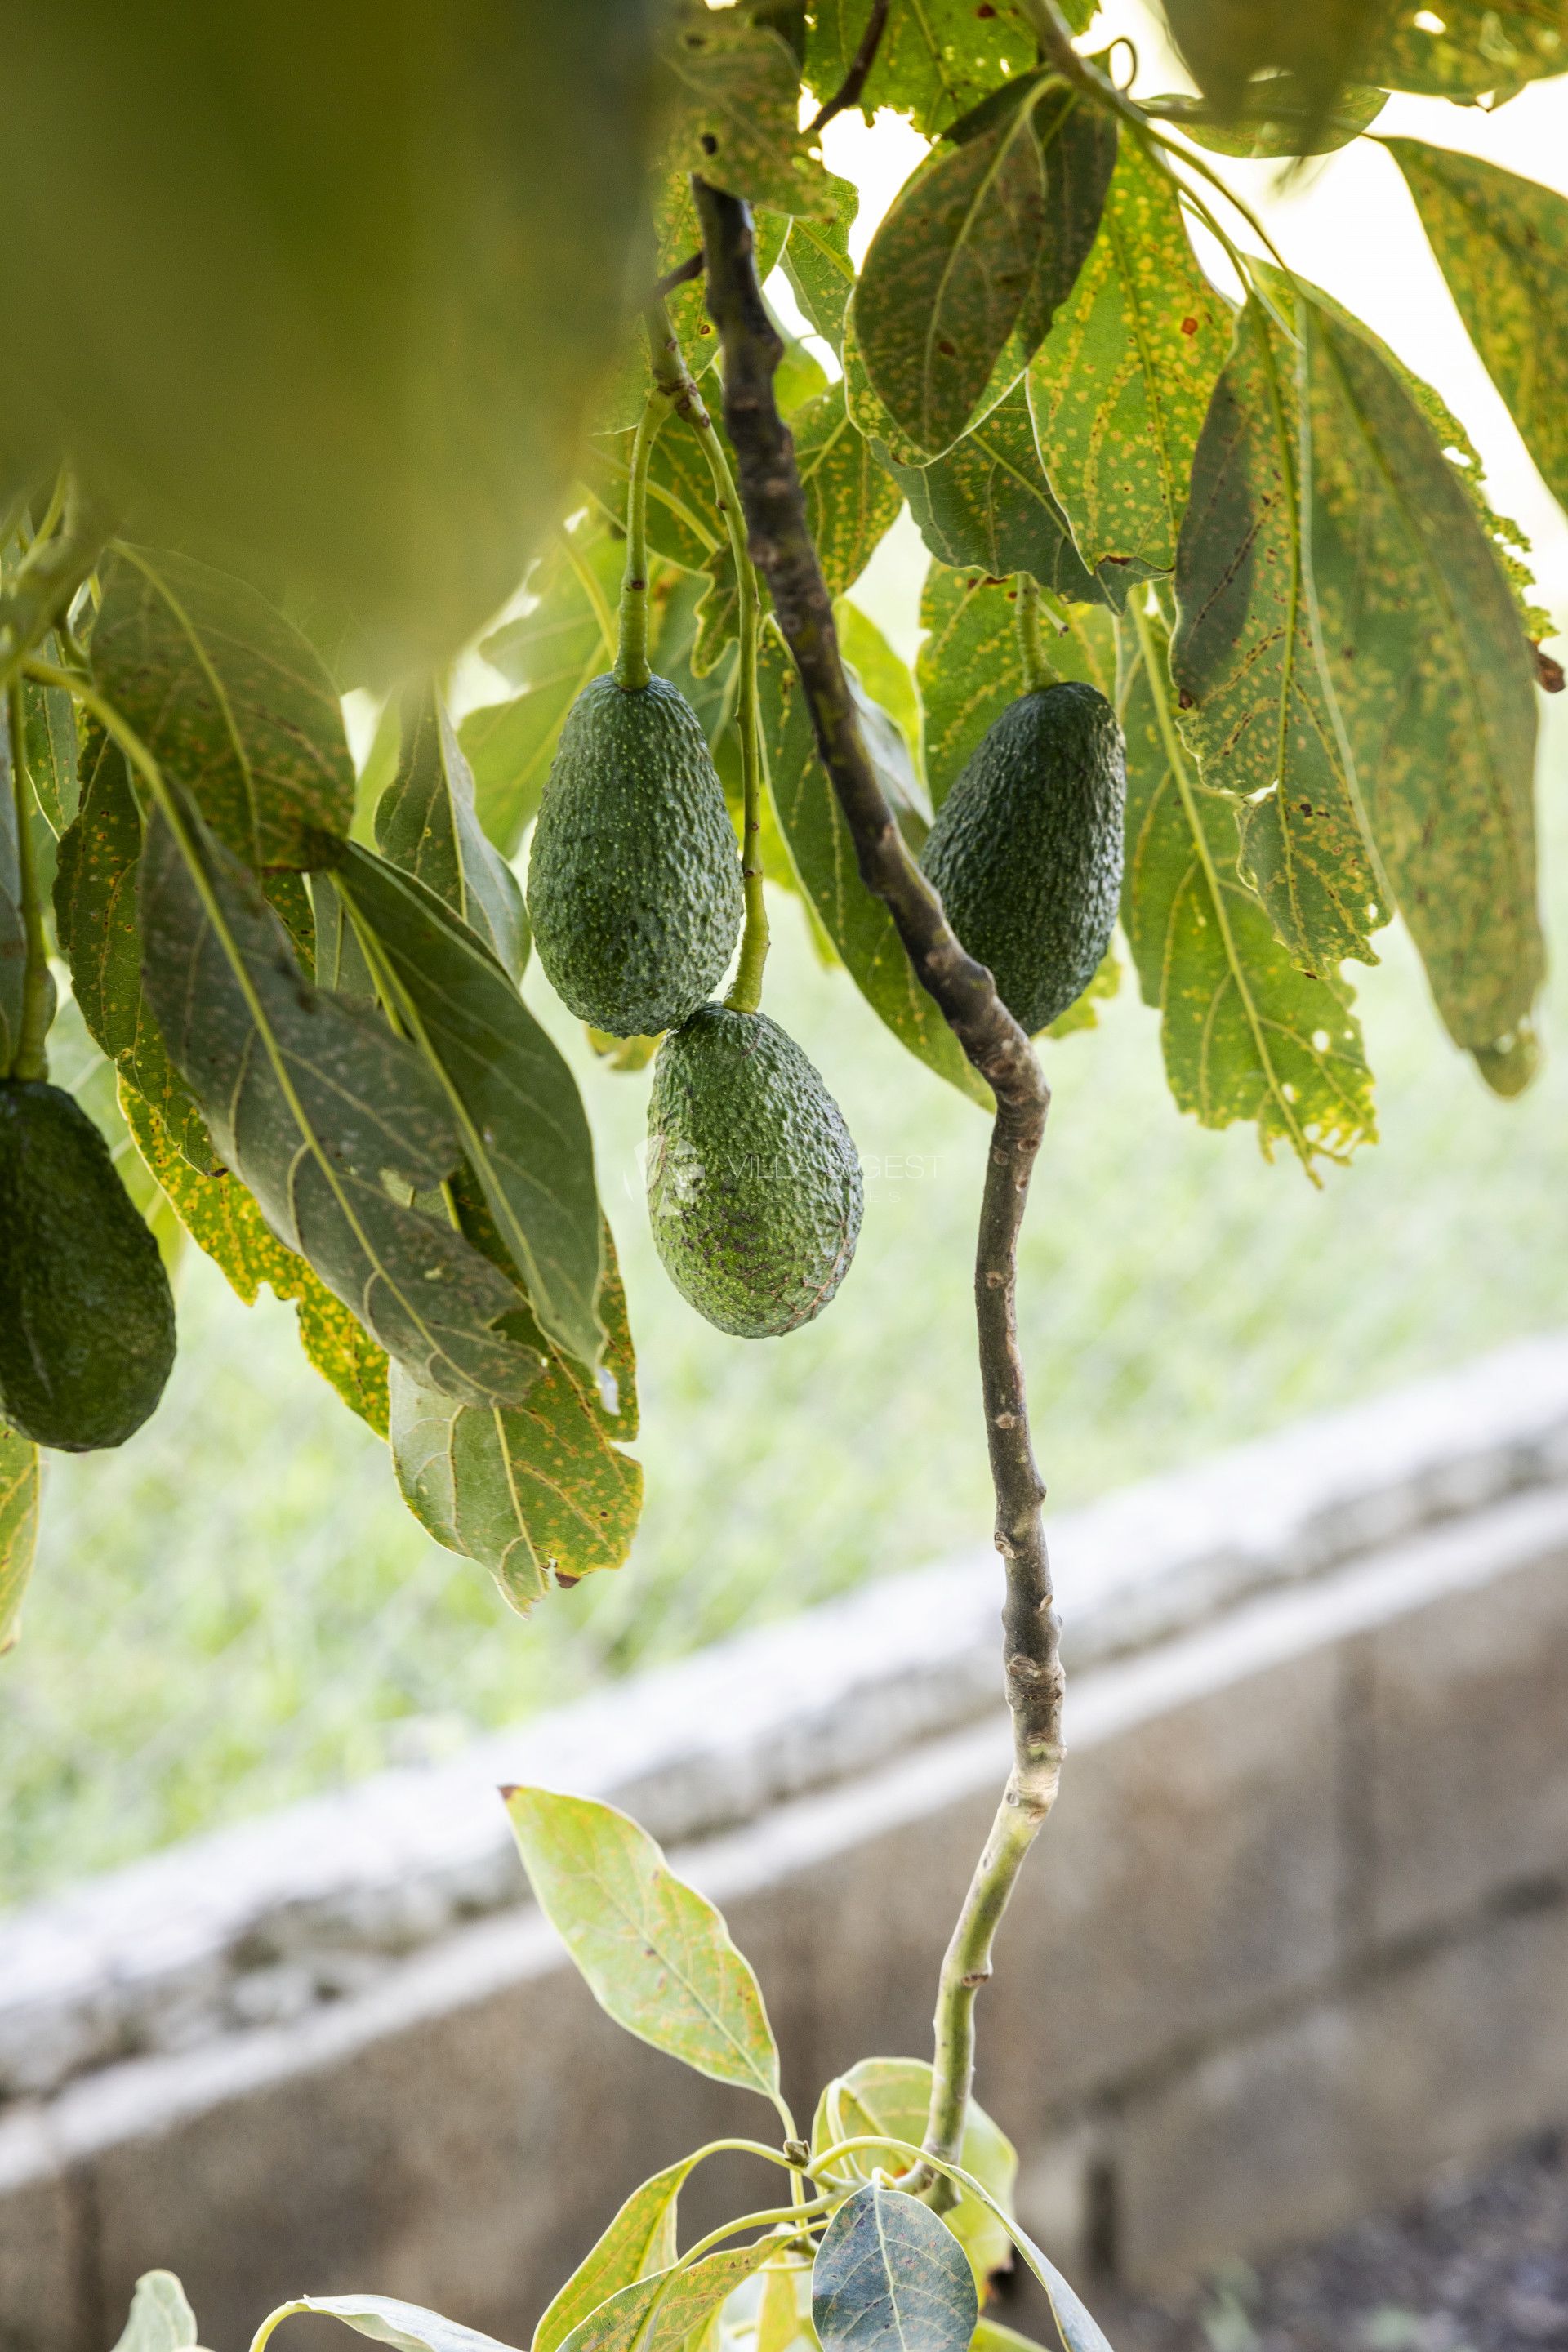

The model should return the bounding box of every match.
[2,704,1565,1910]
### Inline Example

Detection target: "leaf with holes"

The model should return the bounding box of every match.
[0,1421,39,1655]
[793,383,903,597]
[1170,293,1387,972]
[89,546,354,869]
[137,800,546,1409]
[888,383,1102,600]
[374,686,527,980]
[504,1785,780,2100]
[812,2185,976,2352]
[662,2,830,216]
[812,2058,1017,2291]
[916,566,1115,808]
[1028,134,1231,577]
[533,2160,695,2352]
[1122,602,1375,1169]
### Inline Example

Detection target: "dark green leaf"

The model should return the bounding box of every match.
[332,846,601,1370]
[137,800,546,1408]
[889,383,1102,599]
[916,565,1115,807]
[782,173,860,355]
[389,1226,640,1607]
[794,385,903,597]
[506,1784,781,2098]
[1121,601,1375,1169]
[805,0,1071,135]
[1145,82,1387,155]
[532,2160,693,2352]
[287,2296,517,2352]
[90,546,354,868]
[1388,140,1568,514]
[556,2244,779,2352]
[662,2,830,216]
[110,2271,202,2352]
[1300,286,1544,1080]
[812,2059,1017,2290]
[1365,2,1568,99]
[0,1419,40,1655]
[122,1083,388,1435]
[759,627,989,1107]
[1027,134,1232,575]
[374,685,527,979]
[813,2185,976,2352]
[1170,294,1388,970]
[22,649,78,833]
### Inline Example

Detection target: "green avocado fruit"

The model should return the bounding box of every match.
[528,673,744,1037]
[647,1005,862,1339]
[0,1080,176,1451]
[920,681,1126,1036]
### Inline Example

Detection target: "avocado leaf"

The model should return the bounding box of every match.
[374,685,527,980]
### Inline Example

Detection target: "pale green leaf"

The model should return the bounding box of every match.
[805,0,1062,135]
[834,603,924,792]
[662,4,830,216]
[504,1786,781,2103]
[374,686,527,979]
[888,384,1102,602]
[782,174,860,355]
[111,2272,202,2352]
[777,327,832,419]
[916,565,1116,808]
[1121,601,1375,1169]
[1169,294,1388,970]
[89,546,354,868]
[558,2244,781,2352]
[0,1420,40,1655]
[1366,2,1568,99]
[534,2161,695,2352]
[973,2324,1049,2352]
[812,2185,976,2352]
[811,2058,1016,2292]
[290,2294,518,2352]
[1028,134,1232,576]
[794,385,903,597]
[137,799,546,1409]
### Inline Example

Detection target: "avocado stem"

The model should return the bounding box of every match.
[613,387,664,693]
[6,680,51,1082]
[1013,572,1061,693]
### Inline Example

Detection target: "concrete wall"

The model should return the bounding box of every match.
[4,1338,1568,2352]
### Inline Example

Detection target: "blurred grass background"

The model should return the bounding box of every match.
[3,688,1565,1907]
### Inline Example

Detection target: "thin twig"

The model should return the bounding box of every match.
[693,178,1065,2194]
[651,250,704,304]
[806,0,892,136]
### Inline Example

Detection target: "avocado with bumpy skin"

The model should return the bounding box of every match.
[920,681,1126,1036]
[528,674,744,1037]
[647,1005,862,1339]
[0,1080,176,1450]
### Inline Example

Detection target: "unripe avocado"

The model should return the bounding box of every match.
[647,1005,862,1339]
[920,681,1126,1036]
[0,1080,176,1451]
[528,674,744,1037]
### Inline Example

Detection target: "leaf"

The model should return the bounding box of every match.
[0,1420,40,1656]
[332,846,602,1370]
[886,384,1102,601]
[1299,284,1544,1078]
[1160,0,1383,135]
[121,1083,389,1436]
[374,686,527,979]
[783,174,860,356]
[1027,133,1232,577]
[1042,942,1120,1040]
[757,627,990,1108]
[811,2059,1017,2292]
[287,2295,519,2352]
[533,2160,695,2352]
[0,724,26,1073]
[89,546,354,869]
[915,566,1115,808]
[1365,2,1568,99]
[389,1223,639,1607]
[111,2272,202,2352]
[805,0,1063,136]
[973,2325,1049,2352]
[137,800,546,1409]
[1170,293,1388,971]
[812,2186,976,2352]
[793,385,903,598]
[584,421,726,579]
[662,3,831,216]
[1388,140,1568,514]
[777,327,833,420]
[503,1785,781,2102]
[834,603,924,794]
[22,648,79,833]
[1121,601,1375,1169]
[594,179,791,434]
[1145,81,1387,156]
[557,2245,781,2352]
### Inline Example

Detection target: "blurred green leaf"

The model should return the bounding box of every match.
[811,2057,1017,2291]
[504,1784,781,2100]
[1028,135,1232,576]
[813,2185,976,2352]
[1169,293,1388,972]
[0,720,25,1073]
[1388,140,1568,514]
[0,1420,39,1655]
[533,2160,693,2352]
[1145,82,1387,155]
[806,0,1078,135]
[110,2271,202,2352]
[889,384,1102,601]
[759,626,990,1107]
[558,2244,780,2352]
[286,2296,518,2352]
[794,385,903,596]
[138,800,546,1409]
[1365,2,1568,99]
[0,6,659,661]
[90,546,354,869]
[662,3,831,216]
[782,174,859,355]
[916,566,1115,807]
[390,1226,640,1610]
[1160,0,1382,135]
[1121,601,1375,1170]
[333,847,602,1370]
[374,685,527,980]
[972,2324,1049,2352]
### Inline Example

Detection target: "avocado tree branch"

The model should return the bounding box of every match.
[693,178,1064,2191]
[805,0,891,136]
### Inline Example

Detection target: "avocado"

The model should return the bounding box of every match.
[528,674,743,1036]
[920,682,1126,1036]
[0,1080,176,1450]
[647,1005,862,1339]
